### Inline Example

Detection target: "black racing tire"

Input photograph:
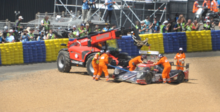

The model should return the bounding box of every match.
[176,72,185,83]
[117,52,131,60]
[145,72,153,84]
[86,56,94,76]
[57,51,71,72]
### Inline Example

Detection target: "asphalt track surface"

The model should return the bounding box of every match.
[0,51,220,112]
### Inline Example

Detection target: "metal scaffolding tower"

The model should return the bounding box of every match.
[52,0,170,27]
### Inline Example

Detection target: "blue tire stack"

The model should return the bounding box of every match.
[36,41,44,62]
[0,50,2,65]
[163,33,169,53]
[23,42,30,63]
[41,41,46,62]
[117,36,139,56]
[28,42,33,63]
[216,30,220,50]
[178,32,187,52]
[31,41,38,63]
[172,32,179,53]
[211,30,220,50]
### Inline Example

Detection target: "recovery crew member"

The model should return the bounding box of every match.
[193,0,199,13]
[211,0,218,12]
[92,50,104,80]
[203,0,208,8]
[154,54,171,83]
[95,50,110,81]
[128,55,147,71]
[174,48,186,71]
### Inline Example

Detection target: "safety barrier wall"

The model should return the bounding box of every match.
[0,30,218,66]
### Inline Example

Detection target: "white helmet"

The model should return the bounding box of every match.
[158,54,163,58]
[106,50,110,53]
[179,47,183,51]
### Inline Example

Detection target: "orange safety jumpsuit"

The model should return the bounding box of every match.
[211,1,218,12]
[128,56,143,71]
[155,56,171,83]
[92,53,100,79]
[96,53,109,81]
[207,0,211,9]
[174,53,186,71]
[193,1,199,13]
[203,1,208,8]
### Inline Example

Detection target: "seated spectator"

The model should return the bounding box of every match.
[160,20,170,33]
[28,28,35,41]
[37,31,45,41]
[203,20,211,30]
[185,19,192,31]
[94,25,101,32]
[144,16,150,33]
[85,23,91,35]
[6,29,15,43]
[102,25,110,32]
[110,24,116,30]
[47,29,56,39]
[78,24,86,37]
[139,21,146,34]
[173,19,181,32]
[0,32,4,43]
[179,14,186,31]
[150,16,160,33]
[192,20,200,31]
[20,29,30,42]
[69,25,79,38]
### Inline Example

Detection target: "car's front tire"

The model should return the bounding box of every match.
[176,72,185,83]
[145,72,153,84]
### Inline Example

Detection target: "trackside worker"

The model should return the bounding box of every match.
[203,0,208,8]
[174,48,186,71]
[128,55,147,71]
[79,24,86,37]
[203,20,211,30]
[193,0,199,13]
[211,0,218,12]
[160,20,170,33]
[92,50,104,80]
[154,54,171,83]
[96,50,110,81]
[207,0,211,9]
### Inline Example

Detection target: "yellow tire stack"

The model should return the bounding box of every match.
[204,30,212,51]
[15,42,24,64]
[107,39,118,48]
[50,40,56,61]
[45,40,52,62]
[139,33,164,53]
[0,44,7,65]
[186,31,193,52]
[196,31,203,51]
[157,33,165,53]
[54,39,61,60]
[140,34,149,51]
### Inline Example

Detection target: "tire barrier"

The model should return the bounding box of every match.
[211,30,220,50]
[0,42,24,65]
[45,39,69,62]
[117,36,139,56]
[0,31,217,66]
[140,33,165,54]
[186,31,212,52]
[163,32,187,53]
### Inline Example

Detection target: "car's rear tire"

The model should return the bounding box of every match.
[86,56,94,76]
[176,72,185,83]
[57,51,71,72]
[145,72,152,84]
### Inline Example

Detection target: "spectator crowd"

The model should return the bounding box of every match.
[136,14,216,35]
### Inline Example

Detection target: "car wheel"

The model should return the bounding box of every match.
[176,72,185,83]
[57,51,71,72]
[86,56,94,76]
[145,72,152,84]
